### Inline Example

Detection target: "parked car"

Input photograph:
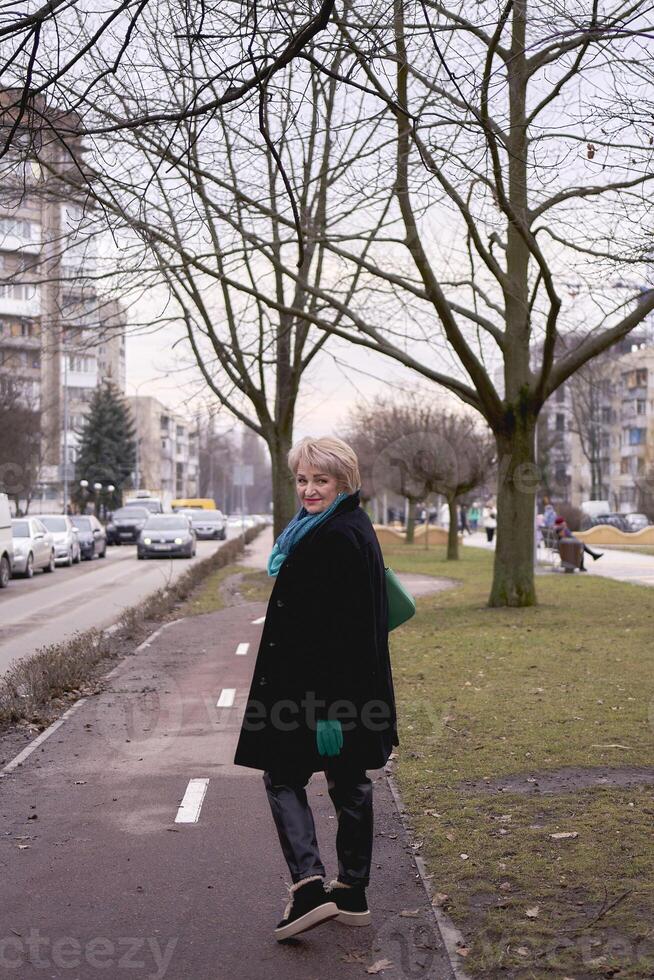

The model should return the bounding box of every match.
[137,514,196,559]
[106,506,150,544]
[0,492,13,588]
[10,518,56,577]
[181,508,227,540]
[585,512,630,532]
[70,514,107,560]
[123,496,164,514]
[624,512,649,532]
[39,515,81,566]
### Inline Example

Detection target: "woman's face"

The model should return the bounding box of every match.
[295,464,341,513]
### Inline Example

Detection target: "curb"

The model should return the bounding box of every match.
[384,757,472,980]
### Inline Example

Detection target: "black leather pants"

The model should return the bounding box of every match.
[263,757,373,887]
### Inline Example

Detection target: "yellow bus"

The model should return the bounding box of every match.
[171,497,217,512]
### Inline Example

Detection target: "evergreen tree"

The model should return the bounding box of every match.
[73,382,136,512]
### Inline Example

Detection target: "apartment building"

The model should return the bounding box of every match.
[539,335,654,513]
[0,92,126,507]
[127,396,199,507]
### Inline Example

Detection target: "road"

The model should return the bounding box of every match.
[0,529,245,678]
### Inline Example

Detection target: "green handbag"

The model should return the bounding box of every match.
[385,565,416,631]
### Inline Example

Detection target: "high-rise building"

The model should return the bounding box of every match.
[127,396,199,507]
[0,91,126,509]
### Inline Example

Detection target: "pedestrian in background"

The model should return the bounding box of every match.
[483,506,497,543]
[233,435,399,941]
[459,503,472,535]
[543,503,557,528]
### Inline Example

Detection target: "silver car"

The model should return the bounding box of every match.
[180,508,227,540]
[11,518,56,577]
[38,515,81,566]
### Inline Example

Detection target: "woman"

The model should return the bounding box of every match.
[483,505,497,543]
[233,435,399,941]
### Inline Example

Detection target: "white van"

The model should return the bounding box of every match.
[0,492,13,588]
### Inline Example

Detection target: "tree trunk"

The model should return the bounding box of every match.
[488,421,537,607]
[447,496,459,560]
[270,430,297,540]
[405,497,417,543]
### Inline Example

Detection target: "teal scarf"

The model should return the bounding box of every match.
[267,491,351,576]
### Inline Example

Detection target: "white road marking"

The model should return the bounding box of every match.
[235,642,249,656]
[217,688,236,708]
[251,616,265,624]
[175,778,210,823]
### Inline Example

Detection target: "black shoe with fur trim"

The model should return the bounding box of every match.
[325,878,371,926]
[274,876,339,941]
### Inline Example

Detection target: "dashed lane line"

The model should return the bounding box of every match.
[216,688,236,708]
[235,642,249,656]
[175,778,210,823]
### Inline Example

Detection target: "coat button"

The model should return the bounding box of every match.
[259,676,267,686]
[276,599,284,608]
[268,640,276,647]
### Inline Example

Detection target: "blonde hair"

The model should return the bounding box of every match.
[287,436,361,494]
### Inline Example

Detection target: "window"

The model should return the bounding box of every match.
[636,369,647,387]
[628,428,646,445]
[620,457,631,475]
[555,413,565,432]
[601,406,612,423]
[637,399,646,415]
[556,386,565,403]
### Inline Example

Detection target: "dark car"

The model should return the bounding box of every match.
[71,514,107,560]
[180,508,227,540]
[137,514,196,560]
[106,506,150,545]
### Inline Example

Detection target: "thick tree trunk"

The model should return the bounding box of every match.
[405,497,417,543]
[270,430,297,540]
[447,496,459,560]
[488,421,537,607]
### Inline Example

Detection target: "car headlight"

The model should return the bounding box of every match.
[143,537,152,545]
[174,537,183,545]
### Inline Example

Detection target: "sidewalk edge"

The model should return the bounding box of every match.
[384,759,472,980]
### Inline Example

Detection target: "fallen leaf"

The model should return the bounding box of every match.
[515,946,530,957]
[525,906,539,918]
[499,882,512,892]
[445,832,455,842]
[399,909,421,917]
[460,853,469,860]
[367,958,393,974]
[431,893,449,906]
[550,832,578,840]
[17,844,30,850]
[456,947,470,957]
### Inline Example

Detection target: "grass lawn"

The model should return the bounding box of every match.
[385,543,654,978]
[183,563,272,616]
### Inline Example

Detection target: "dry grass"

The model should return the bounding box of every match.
[383,542,654,978]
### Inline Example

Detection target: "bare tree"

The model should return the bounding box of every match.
[0,379,43,514]
[0,1,337,159]
[296,0,654,605]
[35,34,389,538]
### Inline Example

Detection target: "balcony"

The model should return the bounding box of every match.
[0,293,41,318]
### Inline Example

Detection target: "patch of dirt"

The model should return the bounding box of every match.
[458,765,654,795]
[394,573,458,597]
[219,571,248,606]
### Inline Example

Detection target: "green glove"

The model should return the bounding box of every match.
[316,719,343,757]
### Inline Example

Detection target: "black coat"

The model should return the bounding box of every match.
[233,490,399,773]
